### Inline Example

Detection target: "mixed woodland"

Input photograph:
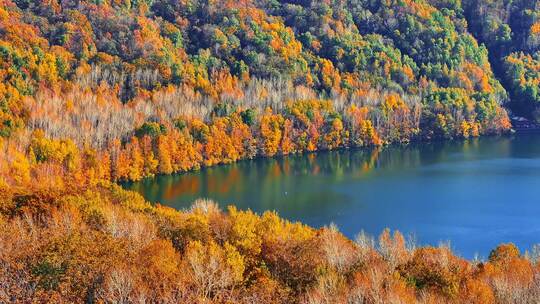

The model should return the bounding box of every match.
[1,0,540,302]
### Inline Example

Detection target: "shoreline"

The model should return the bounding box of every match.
[120,131,515,186]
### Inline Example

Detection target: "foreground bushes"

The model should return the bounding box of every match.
[1,184,539,303]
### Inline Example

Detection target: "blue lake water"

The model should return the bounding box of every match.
[124,134,540,258]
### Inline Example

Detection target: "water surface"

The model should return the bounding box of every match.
[124,134,540,258]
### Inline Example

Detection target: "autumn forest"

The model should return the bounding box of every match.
[1,0,540,302]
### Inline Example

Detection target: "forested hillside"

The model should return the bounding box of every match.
[0,0,519,183]
[465,0,540,118]
[1,0,540,302]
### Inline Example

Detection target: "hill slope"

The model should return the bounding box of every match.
[0,0,516,182]
[464,0,539,118]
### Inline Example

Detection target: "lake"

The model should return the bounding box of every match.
[124,134,540,259]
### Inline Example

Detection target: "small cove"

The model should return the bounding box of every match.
[124,134,540,258]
